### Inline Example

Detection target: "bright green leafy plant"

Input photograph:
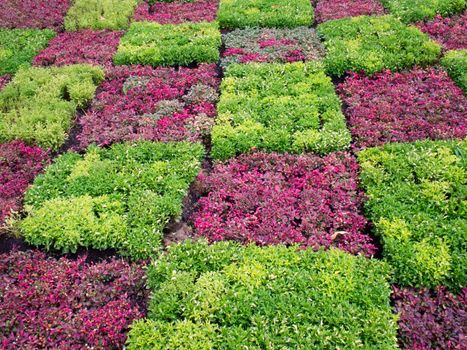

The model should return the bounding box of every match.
[379,0,466,23]
[126,239,399,349]
[358,139,466,291]
[0,28,55,75]
[211,62,351,160]
[21,141,204,259]
[317,15,441,77]
[441,49,467,92]
[0,64,104,150]
[113,21,221,67]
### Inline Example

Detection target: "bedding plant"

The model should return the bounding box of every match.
[441,49,467,92]
[314,0,385,24]
[0,75,10,90]
[379,0,466,23]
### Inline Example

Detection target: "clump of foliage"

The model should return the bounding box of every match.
[379,0,466,23]
[221,27,325,68]
[0,75,10,90]
[21,141,204,259]
[0,141,50,225]
[0,250,148,349]
[33,30,122,67]
[114,21,221,66]
[314,0,385,23]
[65,0,139,31]
[133,0,219,24]
[416,11,467,50]
[358,139,466,290]
[125,239,398,349]
[218,0,313,29]
[0,28,55,75]
[441,49,467,92]
[393,286,467,350]
[338,67,466,149]
[77,64,219,149]
[317,15,441,77]
[0,0,71,30]
[211,62,351,160]
[0,64,104,150]
[193,151,376,256]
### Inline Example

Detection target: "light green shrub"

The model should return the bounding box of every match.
[441,49,467,93]
[380,0,466,23]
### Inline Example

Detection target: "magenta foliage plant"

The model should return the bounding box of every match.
[314,0,385,24]
[0,75,10,90]
[193,151,376,256]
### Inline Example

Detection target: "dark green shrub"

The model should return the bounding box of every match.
[441,49,467,92]
[126,239,399,349]
[211,62,351,160]
[0,28,55,75]
[0,64,104,150]
[358,139,466,290]
[113,21,221,67]
[380,0,466,23]
[21,141,204,259]
[64,0,139,31]
[317,15,441,77]
[217,0,313,29]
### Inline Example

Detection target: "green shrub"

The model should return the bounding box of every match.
[358,139,466,291]
[113,21,221,67]
[441,49,467,93]
[380,0,466,23]
[317,15,441,77]
[0,28,55,75]
[0,65,104,150]
[126,239,399,349]
[21,141,204,259]
[218,0,313,29]
[64,0,139,31]
[211,62,351,160]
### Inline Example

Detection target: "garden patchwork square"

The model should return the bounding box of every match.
[416,11,467,50]
[314,0,385,24]
[441,49,467,91]
[379,0,466,23]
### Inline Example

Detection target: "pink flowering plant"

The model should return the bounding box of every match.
[0,250,148,349]
[314,0,385,24]
[193,151,376,256]
[0,75,10,90]
[33,30,123,68]
[221,27,325,68]
[338,67,466,150]
[77,64,219,149]
[133,0,219,24]
[0,141,50,225]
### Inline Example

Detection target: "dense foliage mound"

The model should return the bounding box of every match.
[314,0,385,24]
[416,11,467,50]
[379,0,466,23]
[441,49,467,92]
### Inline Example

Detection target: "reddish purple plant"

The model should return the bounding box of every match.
[193,151,376,256]
[416,11,467,51]
[0,141,50,225]
[33,30,123,68]
[0,0,71,30]
[0,75,10,90]
[393,286,467,350]
[133,0,219,24]
[77,64,219,149]
[0,250,148,349]
[314,0,385,24]
[338,68,467,150]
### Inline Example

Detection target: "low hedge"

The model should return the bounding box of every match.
[211,62,351,160]
[218,0,313,29]
[317,15,441,77]
[441,49,467,92]
[358,139,466,290]
[380,0,466,23]
[0,28,55,75]
[114,21,221,67]
[21,141,204,259]
[125,240,398,349]
[0,64,104,150]
[64,0,139,31]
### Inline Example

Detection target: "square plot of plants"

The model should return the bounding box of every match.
[379,0,466,23]
[192,151,376,256]
[358,139,466,291]
[113,21,221,67]
[0,28,55,75]
[20,141,204,259]
[211,62,351,160]
[33,30,123,68]
[125,240,398,349]
[133,0,219,24]
[317,15,441,77]
[338,67,466,150]
[314,0,385,23]
[0,0,71,30]
[77,64,219,149]
[221,27,325,68]
[441,49,467,92]
[0,64,104,150]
